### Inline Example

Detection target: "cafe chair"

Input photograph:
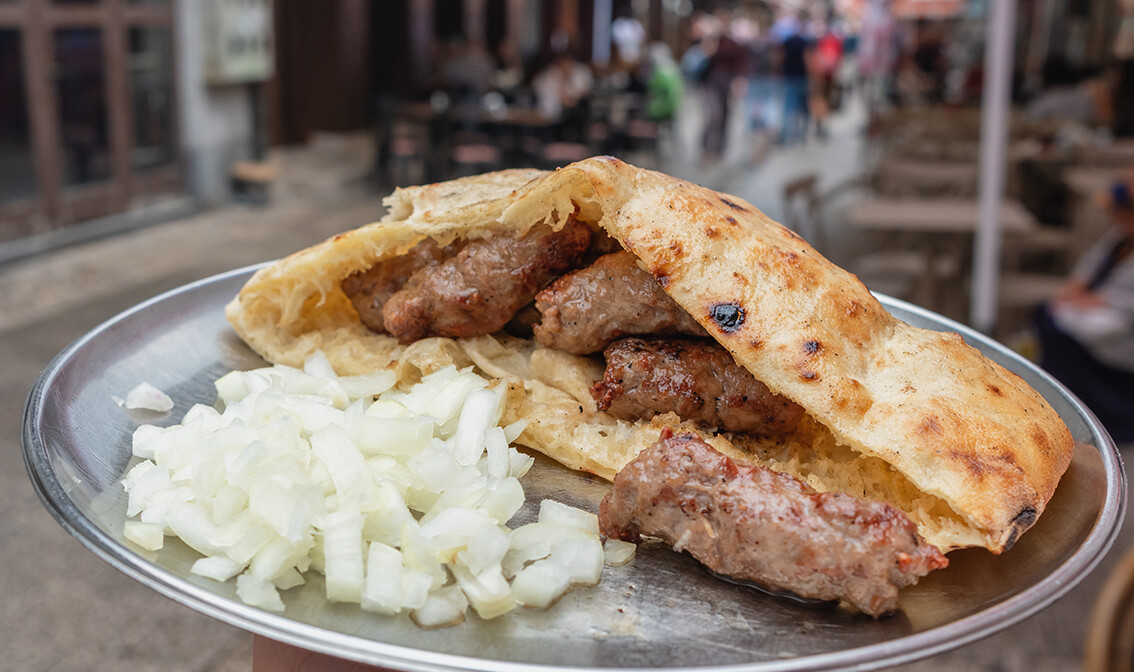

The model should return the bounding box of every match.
[449,141,503,178]
[1084,545,1134,672]
[781,173,824,249]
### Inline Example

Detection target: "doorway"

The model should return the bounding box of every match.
[0,0,181,244]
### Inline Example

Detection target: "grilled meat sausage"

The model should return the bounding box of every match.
[599,430,949,617]
[341,239,459,334]
[534,251,707,354]
[592,337,805,437]
[382,219,592,344]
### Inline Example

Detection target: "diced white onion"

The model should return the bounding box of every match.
[538,499,601,536]
[603,538,637,567]
[120,352,605,627]
[236,574,285,612]
[411,583,468,628]
[511,559,572,608]
[119,382,175,412]
[191,555,244,582]
[321,507,365,603]
[123,520,164,551]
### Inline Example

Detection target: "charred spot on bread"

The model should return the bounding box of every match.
[709,302,746,333]
[1002,508,1039,551]
[720,197,747,212]
[803,339,822,355]
[1013,507,1038,528]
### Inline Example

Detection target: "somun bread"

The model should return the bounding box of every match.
[226,156,1074,555]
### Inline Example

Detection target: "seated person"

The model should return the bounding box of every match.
[1035,179,1134,443]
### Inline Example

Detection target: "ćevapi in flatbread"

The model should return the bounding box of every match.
[226,156,1074,559]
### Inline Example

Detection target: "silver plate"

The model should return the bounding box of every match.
[23,264,1126,671]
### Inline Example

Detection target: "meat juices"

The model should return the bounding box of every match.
[599,430,948,617]
[592,337,805,436]
[381,220,592,344]
[340,239,457,333]
[534,251,707,354]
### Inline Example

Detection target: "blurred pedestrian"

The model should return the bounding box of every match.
[699,12,747,161]
[533,48,594,120]
[858,0,898,121]
[644,42,683,124]
[612,11,648,68]
[1035,179,1134,442]
[737,16,775,132]
[777,13,813,145]
[812,19,844,140]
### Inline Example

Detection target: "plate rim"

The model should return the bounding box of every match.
[21,263,1128,672]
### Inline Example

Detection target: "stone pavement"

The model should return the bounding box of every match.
[1,130,1130,670]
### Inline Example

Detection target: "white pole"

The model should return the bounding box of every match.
[971,0,1018,333]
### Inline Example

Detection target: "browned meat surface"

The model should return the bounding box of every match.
[599,430,948,617]
[382,220,592,344]
[340,239,457,333]
[533,251,707,354]
[592,337,805,436]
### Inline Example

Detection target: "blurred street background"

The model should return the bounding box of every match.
[2,0,1134,669]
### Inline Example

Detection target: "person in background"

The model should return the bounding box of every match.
[644,42,683,124]
[612,10,648,69]
[1023,57,1113,128]
[777,12,813,145]
[857,0,898,124]
[1035,179,1134,443]
[438,37,496,101]
[811,18,844,140]
[734,15,771,128]
[533,47,594,120]
[680,12,714,83]
[699,11,747,162]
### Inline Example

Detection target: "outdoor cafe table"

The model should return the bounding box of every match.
[843,197,1042,315]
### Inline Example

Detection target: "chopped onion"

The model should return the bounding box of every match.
[118,382,175,412]
[191,555,244,582]
[411,583,468,628]
[236,574,285,612]
[120,353,606,627]
[537,499,600,536]
[123,520,164,551]
[603,538,637,567]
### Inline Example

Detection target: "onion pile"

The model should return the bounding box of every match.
[121,352,628,627]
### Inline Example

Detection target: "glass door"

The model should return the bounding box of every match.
[0,0,180,244]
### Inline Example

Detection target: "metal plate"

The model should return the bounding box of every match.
[23,264,1126,671]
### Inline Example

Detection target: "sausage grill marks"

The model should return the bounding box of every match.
[599,430,949,617]
[534,251,707,354]
[592,337,805,437]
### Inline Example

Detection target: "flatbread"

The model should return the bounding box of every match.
[226,157,1074,554]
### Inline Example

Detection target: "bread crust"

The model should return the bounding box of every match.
[226,157,1074,554]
